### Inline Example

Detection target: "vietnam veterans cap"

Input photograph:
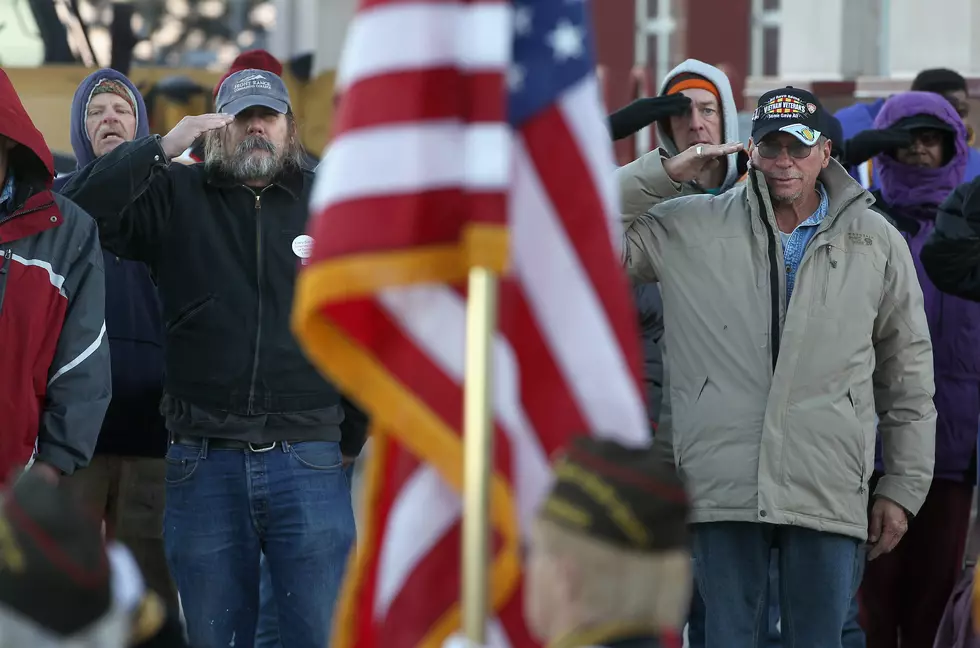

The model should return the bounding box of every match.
[539,436,689,552]
[215,68,291,116]
[751,86,825,146]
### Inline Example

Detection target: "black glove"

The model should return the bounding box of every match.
[607,95,692,141]
[842,128,913,167]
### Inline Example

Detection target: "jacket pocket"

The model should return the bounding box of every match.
[166,294,214,333]
[847,388,867,493]
[807,244,838,315]
[672,373,708,470]
[808,243,881,322]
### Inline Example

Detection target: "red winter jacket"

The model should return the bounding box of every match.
[0,69,110,480]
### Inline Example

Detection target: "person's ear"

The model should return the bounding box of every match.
[821,138,832,169]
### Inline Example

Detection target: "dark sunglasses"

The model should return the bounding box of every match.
[756,139,815,159]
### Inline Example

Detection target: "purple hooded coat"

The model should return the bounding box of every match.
[873,91,978,482]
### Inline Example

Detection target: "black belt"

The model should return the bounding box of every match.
[171,434,281,453]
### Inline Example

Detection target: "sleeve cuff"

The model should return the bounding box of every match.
[151,135,170,164]
[34,445,78,476]
[873,475,926,517]
[647,150,684,198]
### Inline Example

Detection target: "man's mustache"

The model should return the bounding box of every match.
[96,126,126,140]
[236,136,276,154]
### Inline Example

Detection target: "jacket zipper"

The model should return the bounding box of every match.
[749,174,782,372]
[822,247,833,306]
[0,249,12,319]
[848,389,867,494]
[859,454,867,494]
[246,191,265,414]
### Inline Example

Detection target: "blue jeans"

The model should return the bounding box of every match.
[689,545,866,648]
[256,555,279,648]
[842,553,866,648]
[687,551,782,647]
[164,439,356,648]
[691,522,861,648]
[255,464,355,648]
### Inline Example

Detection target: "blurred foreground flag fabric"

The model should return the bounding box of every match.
[291,0,650,646]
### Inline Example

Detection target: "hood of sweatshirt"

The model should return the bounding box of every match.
[873,90,967,209]
[0,69,54,189]
[69,68,150,169]
[654,59,742,192]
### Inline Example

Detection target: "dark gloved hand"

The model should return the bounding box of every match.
[842,128,913,167]
[608,95,692,141]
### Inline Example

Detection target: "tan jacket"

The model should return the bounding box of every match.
[619,152,936,540]
[619,152,702,467]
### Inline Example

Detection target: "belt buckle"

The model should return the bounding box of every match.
[248,441,278,453]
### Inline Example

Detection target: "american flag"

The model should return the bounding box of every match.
[292,0,649,646]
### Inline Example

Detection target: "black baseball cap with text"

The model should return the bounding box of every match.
[215,68,291,116]
[751,87,826,146]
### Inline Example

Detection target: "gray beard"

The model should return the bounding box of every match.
[771,190,803,204]
[216,135,284,183]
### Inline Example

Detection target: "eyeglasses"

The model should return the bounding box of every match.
[756,139,815,159]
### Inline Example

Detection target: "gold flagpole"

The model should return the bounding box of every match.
[462,266,499,646]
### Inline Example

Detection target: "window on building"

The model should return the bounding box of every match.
[636,0,676,89]
[635,0,677,154]
[762,25,778,76]
[751,0,780,77]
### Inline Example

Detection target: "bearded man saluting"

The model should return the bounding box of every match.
[61,69,368,648]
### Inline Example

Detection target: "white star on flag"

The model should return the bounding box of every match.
[547,18,585,62]
[507,64,526,92]
[514,5,533,36]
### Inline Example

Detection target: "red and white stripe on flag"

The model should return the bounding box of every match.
[291,0,650,646]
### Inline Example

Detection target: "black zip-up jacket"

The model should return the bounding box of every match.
[61,135,368,452]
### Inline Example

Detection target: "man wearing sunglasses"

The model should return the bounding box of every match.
[619,86,936,646]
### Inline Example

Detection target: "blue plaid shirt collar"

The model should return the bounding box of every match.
[781,182,829,300]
